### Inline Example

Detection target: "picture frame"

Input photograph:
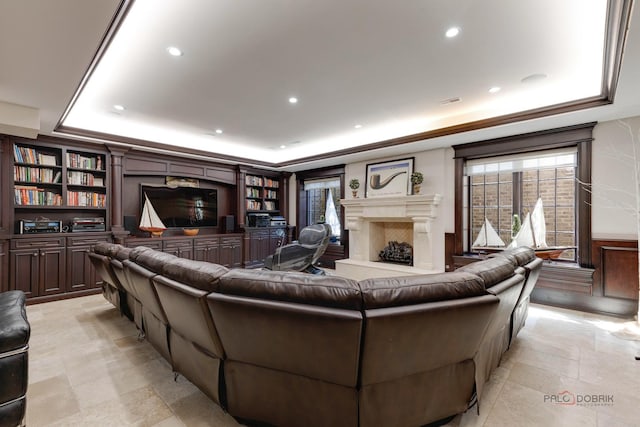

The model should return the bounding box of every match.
[365,157,414,198]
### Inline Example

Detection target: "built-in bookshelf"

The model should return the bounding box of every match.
[13,144,63,206]
[245,174,280,213]
[11,141,108,224]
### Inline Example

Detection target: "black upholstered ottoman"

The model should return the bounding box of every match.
[0,291,30,427]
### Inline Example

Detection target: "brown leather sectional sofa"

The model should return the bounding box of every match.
[90,243,541,427]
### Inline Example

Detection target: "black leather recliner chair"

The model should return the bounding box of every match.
[0,290,30,427]
[264,223,332,274]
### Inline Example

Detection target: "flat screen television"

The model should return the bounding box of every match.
[140,184,218,228]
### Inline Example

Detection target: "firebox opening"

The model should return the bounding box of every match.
[368,221,413,263]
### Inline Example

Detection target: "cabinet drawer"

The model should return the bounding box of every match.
[194,237,220,247]
[126,240,163,250]
[11,236,65,249]
[66,235,111,247]
[221,236,242,246]
[163,239,193,250]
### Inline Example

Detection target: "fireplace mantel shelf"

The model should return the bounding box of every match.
[340,194,442,208]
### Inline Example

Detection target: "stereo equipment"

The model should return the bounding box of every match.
[71,217,106,232]
[19,220,62,234]
[247,213,270,227]
[270,216,287,226]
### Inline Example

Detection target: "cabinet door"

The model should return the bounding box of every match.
[67,246,95,291]
[39,247,66,296]
[163,239,193,260]
[247,230,270,267]
[194,238,220,264]
[270,228,287,254]
[0,241,7,294]
[220,237,242,268]
[10,249,39,298]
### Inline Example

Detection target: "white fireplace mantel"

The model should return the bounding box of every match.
[337,194,442,279]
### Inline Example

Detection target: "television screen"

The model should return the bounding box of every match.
[141,185,218,228]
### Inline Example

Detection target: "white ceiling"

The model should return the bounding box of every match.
[2,0,640,171]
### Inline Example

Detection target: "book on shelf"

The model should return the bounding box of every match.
[246,175,263,186]
[13,166,62,184]
[40,154,57,166]
[13,145,59,166]
[67,152,104,170]
[14,185,62,206]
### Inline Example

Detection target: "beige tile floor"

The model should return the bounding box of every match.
[25,295,640,427]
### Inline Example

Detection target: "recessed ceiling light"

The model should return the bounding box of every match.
[489,87,501,93]
[167,46,183,57]
[215,129,223,134]
[288,97,298,104]
[445,27,460,38]
[113,104,125,111]
[354,124,362,129]
[521,73,547,84]
[280,145,286,149]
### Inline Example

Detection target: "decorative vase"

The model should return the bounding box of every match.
[352,190,358,198]
[413,184,421,194]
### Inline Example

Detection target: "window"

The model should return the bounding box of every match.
[453,123,594,267]
[466,149,577,261]
[304,178,341,242]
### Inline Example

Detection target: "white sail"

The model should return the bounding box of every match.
[139,194,167,231]
[473,218,505,247]
[508,198,548,249]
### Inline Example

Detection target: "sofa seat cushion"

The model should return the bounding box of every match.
[0,291,30,353]
[457,257,514,288]
[218,269,362,310]
[162,258,229,292]
[359,272,486,309]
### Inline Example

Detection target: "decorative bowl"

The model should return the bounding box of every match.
[183,228,199,236]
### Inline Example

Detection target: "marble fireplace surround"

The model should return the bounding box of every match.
[336,194,443,280]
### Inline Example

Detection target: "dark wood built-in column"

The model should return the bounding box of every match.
[107,145,129,242]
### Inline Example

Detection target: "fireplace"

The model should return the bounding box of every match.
[336,194,443,280]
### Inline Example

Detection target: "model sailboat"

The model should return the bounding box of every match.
[508,198,569,259]
[139,193,167,237]
[472,218,506,248]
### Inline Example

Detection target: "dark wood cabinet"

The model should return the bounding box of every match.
[220,236,242,268]
[10,249,39,298]
[163,238,194,259]
[194,237,220,264]
[10,237,66,298]
[244,227,287,268]
[66,234,112,292]
[0,240,7,293]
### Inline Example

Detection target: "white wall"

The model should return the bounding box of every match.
[592,116,639,240]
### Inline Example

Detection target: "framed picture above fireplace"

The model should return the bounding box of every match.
[365,157,414,198]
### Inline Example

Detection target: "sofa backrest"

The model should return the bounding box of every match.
[359,271,486,309]
[161,258,229,293]
[216,269,363,310]
[456,256,514,288]
[152,275,225,359]
[88,251,120,290]
[208,269,363,387]
[359,293,499,387]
